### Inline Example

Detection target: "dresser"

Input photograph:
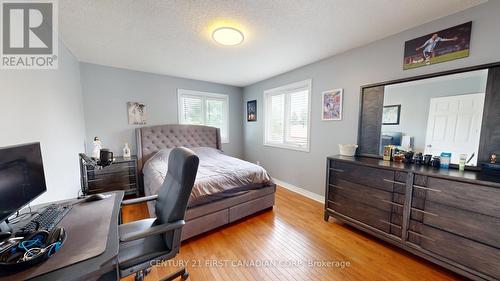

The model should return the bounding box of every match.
[80,155,140,196]
[325,155,500,281]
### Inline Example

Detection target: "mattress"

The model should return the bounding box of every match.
[143,147,273,215]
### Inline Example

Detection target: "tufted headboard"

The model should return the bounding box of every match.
[136,124,221,171]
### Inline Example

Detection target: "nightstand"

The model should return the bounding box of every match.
[80,155,140,196]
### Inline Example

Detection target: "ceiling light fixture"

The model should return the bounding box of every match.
[212,27,244,46]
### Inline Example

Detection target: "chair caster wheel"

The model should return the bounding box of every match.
[182,271,189,280]
[134,268,152,281]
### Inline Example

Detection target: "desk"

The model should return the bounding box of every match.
[0,191,124,281]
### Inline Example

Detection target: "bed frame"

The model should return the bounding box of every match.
[136,124,276,240]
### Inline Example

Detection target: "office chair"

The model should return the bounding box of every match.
[118,147,199,281]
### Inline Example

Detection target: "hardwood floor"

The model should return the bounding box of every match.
[121,186,462,281]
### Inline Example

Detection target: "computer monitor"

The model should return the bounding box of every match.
[0,143,47,224]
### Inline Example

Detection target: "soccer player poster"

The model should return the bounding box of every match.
[403,22,472,70]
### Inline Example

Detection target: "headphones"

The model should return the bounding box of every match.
[0,227,66,270]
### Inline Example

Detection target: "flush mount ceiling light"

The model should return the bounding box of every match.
[212,27,244,46]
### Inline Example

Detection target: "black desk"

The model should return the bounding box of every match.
[0,191,124,281]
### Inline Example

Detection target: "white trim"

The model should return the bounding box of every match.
[263,79,312,152]
[263,142,309,152]
[178,89,228,100]
[272,178,325,203]
[264,79,312,94]
[177,89,230,143]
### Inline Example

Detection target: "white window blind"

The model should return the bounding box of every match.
[181,96,203,125]
[178,89,229,143]
[264,80,311,152]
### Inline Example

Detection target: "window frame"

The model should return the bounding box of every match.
[177,89,230,143]
[263,79,312,152]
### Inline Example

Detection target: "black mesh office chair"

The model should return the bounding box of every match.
[118,147,199,281]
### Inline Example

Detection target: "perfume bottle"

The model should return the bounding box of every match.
[459,153,467,171]
[123,143,131,158]
[92,137,102,159]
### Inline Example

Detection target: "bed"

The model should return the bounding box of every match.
[136,124,276,240]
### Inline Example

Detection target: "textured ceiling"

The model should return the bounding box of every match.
[60,0,486,87]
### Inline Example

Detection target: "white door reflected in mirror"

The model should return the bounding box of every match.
[424,93,485,166]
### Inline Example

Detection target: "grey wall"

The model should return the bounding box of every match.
[382,70,488,152]
[0,41,86,204]
[80,63,243,159]
[242,0,500,197]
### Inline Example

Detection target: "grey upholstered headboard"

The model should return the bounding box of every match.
[136,124,221,171]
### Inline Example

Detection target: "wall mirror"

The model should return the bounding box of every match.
[381,69,488,166]
[358,63,500,168]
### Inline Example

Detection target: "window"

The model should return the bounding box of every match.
[264,79,311,152]
[178,89,229,143]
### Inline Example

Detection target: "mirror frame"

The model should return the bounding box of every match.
[357,61,500,169]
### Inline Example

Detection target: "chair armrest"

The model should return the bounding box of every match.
[119,220,185,242]
[121,194,158,205]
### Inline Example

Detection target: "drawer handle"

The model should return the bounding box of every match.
[330,168,344,173]
[379,220,402,229]
[329,184,344,190]
[87,178,104,183]
[408,230,435,242]
[413,185,441,193]
[411,207,438,217]
[383,179,406,186]
[381,200,404,208]
[330,201,342,206]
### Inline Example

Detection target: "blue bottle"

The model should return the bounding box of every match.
[440,152,452,169]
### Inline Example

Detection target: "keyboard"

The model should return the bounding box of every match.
[15,204,72,236]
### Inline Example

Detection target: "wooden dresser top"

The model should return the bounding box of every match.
[328,155,500,189]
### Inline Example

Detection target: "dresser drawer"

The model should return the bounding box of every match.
[410,201,500,249]
[330,161,395,192]
[408,224,500,280]
[389,211,403,237]
[88,181,137,193]
[328,178,393,212]
[327,194,392,234]
[87,162,135,175]
[413,174,428,186]
[87,173,135,183]
[392,171,407,195]
[423,177,500,218]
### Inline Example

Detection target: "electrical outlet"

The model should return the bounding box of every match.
[256,161,260,166]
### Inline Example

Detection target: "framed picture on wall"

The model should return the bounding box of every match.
[247,100,257,122]
[322,89,343,121]
[127,102,146,125]
[403,21,472,70]
[382,105,401,125]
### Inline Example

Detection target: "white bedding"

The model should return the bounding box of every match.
[143,147,272,214]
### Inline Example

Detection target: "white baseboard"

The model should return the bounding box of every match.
[272,178,325,203]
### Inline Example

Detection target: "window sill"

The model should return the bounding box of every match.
[263,142,309,152]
